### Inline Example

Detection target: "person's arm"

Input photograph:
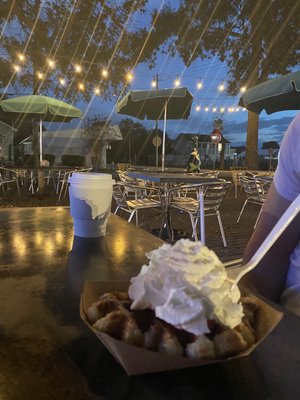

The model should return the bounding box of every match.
[241,183,300,302]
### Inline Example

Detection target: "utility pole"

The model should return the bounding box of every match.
[153,74,159,167]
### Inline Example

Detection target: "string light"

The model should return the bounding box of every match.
[204,107,209,112]
[101,69,108,78]
[12,64,21,72]
[74,64,82,73]
[126,71,134,82]
[174,76,180,87]
[196,79,203,89]
[220,107,225,113]
[218,81,225,92]
[7,51,250,104]
[47,59,55,68]
[17,53,25,62]
[212,106,217,112]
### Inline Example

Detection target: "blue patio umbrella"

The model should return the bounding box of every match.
[116,87,193,170]
[238,70,300,114]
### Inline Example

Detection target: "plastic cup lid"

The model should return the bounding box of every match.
[69,172,114,183]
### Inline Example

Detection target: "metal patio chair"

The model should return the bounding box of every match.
[0,167,21,199]
[112,182,162,226]
[236,176,271,228]
[169,180,231,246]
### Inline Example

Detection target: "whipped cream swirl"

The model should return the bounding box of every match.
[128,239,243,335]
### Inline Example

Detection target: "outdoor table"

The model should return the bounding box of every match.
[0,206,300,399]
[128,171,221,243]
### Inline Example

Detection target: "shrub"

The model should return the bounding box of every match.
[61,154,85,167]
[43,154,56,165]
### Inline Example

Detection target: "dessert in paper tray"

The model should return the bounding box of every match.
[80,239,283,376]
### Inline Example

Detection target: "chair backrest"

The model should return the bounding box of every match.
[112,183,130,209]
[255,178,272,202]
[240,176,261,201]
[204,181,231,211]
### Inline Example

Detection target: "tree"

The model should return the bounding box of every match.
[0,0,149,100]
[0,0,149,165]
[140,0,300,168]
[81,115,114,170]
[115,118,148,164]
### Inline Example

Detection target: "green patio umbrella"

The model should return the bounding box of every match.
[238,70,300,114]
[0,95,83,164]
[116,87,193,171]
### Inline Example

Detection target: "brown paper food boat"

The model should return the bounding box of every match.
[80,280,283,376]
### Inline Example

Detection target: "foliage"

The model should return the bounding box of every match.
[108,118,171,165]
[43,153,55,165]
[0,0,148,100]
[81,114,115,170]
[61,154,85,167]
[140,0,300,168]
[261,141,280,150]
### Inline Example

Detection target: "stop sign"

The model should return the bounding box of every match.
[211,128,222,144]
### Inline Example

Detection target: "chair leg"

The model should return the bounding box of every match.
[217,211,227,247]
[135,210,139,226]
[58,181,66,202]
[128,210,135,223]
[190,214,198,241]
[236,199,248,223]
[254,206,263,229]
[114,206,120,215]
[16,181,21,199]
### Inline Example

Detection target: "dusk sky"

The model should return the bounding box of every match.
[24,0,298,149]
[80,52,298,148]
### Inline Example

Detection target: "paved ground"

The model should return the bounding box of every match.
[0,176,259,263]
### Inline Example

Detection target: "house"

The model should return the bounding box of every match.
[40,125,123,167]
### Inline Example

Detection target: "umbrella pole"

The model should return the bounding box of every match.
[162,102,167,171]
[39,117,43,165]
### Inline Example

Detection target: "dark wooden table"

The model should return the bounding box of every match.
[0,206,299,399]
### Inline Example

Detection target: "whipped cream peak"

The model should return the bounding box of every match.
[128,239,243,335]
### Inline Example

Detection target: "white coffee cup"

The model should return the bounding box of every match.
[68,172,114,237]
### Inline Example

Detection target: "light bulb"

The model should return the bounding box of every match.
[102,69,108,78]
[126,72,133,82]
[18,54,25,62]
[47,59,55,68]
[174,78,180,87]
[13,65,21,72]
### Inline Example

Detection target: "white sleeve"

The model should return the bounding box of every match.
[274,112,300,201]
